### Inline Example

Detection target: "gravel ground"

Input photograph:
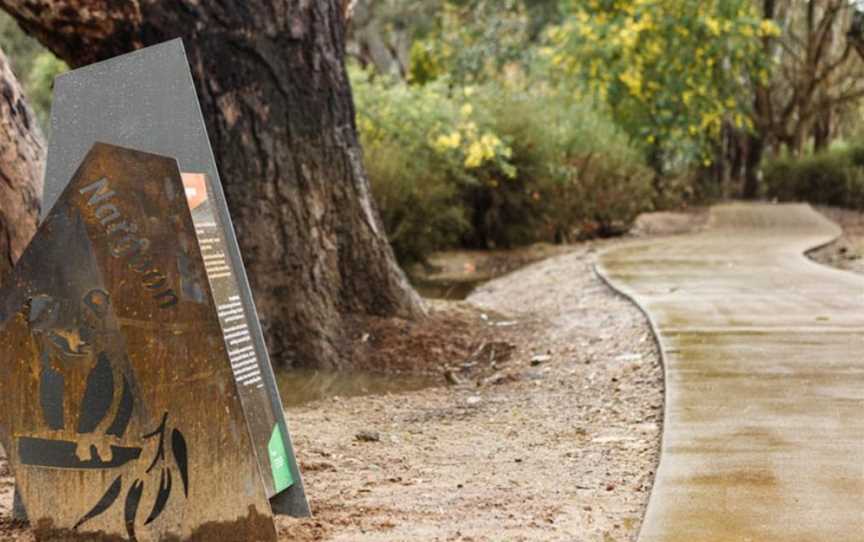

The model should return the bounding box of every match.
[272,238,667,541]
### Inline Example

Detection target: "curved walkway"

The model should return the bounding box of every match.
[596,203,864,541]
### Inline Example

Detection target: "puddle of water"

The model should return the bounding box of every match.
[410,278,484,300]
[407,245,570,300]
[276,368,440,408]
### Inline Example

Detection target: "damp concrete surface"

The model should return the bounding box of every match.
[597,203,864,542]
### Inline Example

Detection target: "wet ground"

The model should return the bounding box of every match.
[406,244,572,300]
[409,278,484,301]
[597,203,864,541]
[272,245,573,407]
[276,369,438,408]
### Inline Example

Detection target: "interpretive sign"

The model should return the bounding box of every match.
[0,143,277,540]
[37,39,308,515]
[181,172,293,491]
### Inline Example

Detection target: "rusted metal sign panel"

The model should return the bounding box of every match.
[0,143,277,540]
[40,39,308,516]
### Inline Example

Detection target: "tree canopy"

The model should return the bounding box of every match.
[548,0,779,170]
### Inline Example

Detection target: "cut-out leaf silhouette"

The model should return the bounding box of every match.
[124,479,144,540]
[74,475,121,529]
[143,412,168,473]
[172,428,189,497]
[145,468,172,525]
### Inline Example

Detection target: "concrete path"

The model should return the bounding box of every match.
[596,203,864,542]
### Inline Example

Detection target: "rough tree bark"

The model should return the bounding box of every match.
[0,45,44,285]
[0,1,425,368]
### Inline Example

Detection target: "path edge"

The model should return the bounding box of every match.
[592,259,669,542]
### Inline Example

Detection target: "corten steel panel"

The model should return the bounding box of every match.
[0,143,277,540]
[40,39,308,516]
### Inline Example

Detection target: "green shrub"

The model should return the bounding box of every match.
[25,52,67,130]
[0,13,68,131]
[364,142,469,264]
[470,83,655,242]
[763,147,864,209]
[351,65,655,262]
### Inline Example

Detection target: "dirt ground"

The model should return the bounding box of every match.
[0,210,712,541]
[807,206,864,273]
[272,240,666,542]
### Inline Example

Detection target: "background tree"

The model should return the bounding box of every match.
[345,0,433,78]
[343,0,561,83]
[0,45,43,285]
[0,0,425,369]
[757,0,864,157]
[410,0,560,85]
[550,0,776,178]
[849,2,864,60]
[345,0,656,261]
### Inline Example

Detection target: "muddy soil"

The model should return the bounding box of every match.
[0,210,706,541]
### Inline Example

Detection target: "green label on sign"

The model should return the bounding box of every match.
[269,424,294,492]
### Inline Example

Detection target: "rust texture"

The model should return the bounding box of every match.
[0,143,276,541]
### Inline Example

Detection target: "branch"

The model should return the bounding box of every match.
[810,4,839,68]
[0,0,144,67]
[813,43,853,88]
[778,38,805,66]
[823,87,864,108]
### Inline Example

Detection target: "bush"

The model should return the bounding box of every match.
[25,52,67,130]
[351,65,656,263]
[364,142,469,265]
[763,146,864,209]
[470,83,655,241]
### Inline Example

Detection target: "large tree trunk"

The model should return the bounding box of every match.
[0,46,44,285]
[0,1,425,368]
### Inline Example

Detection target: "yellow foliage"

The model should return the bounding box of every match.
[549,0,770,162]
[705,17,721,36]
[435,132,462,151]
[759,20,781,38]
